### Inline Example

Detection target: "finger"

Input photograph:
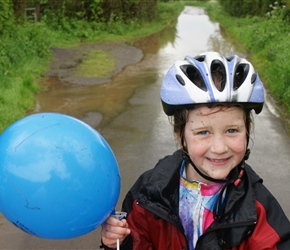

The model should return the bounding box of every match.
[104,223,129,236]
[105,216,120,225]
[102,218,127,231]
[101,229,129,249]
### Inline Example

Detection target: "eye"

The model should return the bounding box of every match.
[227,128,238,134]
[197,130,209,135]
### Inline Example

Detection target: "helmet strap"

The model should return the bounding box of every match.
[182,149,250,184]
[182,152,227,183]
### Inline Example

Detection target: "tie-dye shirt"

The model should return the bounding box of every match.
[179,162,225,249]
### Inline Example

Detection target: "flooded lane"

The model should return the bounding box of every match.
[0,6,289,250]
[35,7,239,130]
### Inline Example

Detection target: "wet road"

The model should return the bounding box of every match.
[0,6,289,249]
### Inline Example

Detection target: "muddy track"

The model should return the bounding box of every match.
[46,41,143,85]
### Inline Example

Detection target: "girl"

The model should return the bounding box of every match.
[101,52,290,249]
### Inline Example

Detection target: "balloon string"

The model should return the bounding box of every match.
[117,238,120,250]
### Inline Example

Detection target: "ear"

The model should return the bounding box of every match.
[177,133,187,151]
[183,138,187,149]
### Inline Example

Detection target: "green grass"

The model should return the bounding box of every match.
[74,50,115,78]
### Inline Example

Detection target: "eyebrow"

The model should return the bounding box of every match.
[189,125,210,131]
[188,123,245,130]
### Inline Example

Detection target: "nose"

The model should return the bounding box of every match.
[211,135,228,154]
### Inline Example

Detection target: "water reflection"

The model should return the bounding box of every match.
[173,6,219,56]
[208,30,234,55]
[134,19,177,54]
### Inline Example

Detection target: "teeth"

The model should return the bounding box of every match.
[210,158,226,162]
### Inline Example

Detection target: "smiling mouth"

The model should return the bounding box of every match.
[207,157,230,165]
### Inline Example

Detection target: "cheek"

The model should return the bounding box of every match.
[230,137,247,154]
[187,140,209,157]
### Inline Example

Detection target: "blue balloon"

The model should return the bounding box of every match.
[0,113,120,239]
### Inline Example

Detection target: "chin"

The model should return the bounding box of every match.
[209,172,230,181]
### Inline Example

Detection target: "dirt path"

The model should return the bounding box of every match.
[46,41,143,85]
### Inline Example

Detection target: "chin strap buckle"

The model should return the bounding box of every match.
[234,168,245,186]
[234,149,249,187]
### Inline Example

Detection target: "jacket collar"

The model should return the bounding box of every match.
[138,150,183,226]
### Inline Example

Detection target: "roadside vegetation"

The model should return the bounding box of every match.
[0,0,289,134]
[204,0,290,133]
[0,0,185,132]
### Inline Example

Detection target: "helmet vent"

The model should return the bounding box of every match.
[234,63,250,90]
[210,60,226,91]
[180,65,207,91]
[176,74,185,85]
[194,55,206,62]
[226,55,235,62]
[251,72,257,84]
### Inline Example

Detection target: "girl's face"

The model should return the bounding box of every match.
[184,105,247,184]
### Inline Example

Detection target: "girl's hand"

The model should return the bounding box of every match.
[101,216,131,248]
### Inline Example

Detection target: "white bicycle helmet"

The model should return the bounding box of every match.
[160,51,265,115]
